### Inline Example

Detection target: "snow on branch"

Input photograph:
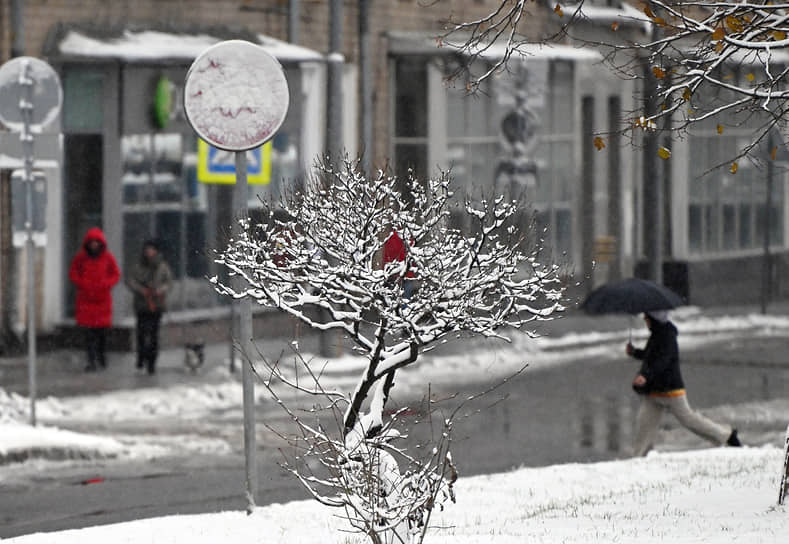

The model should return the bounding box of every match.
[213,158,561,542]
[442,0,789,168]
[212,157,563,436]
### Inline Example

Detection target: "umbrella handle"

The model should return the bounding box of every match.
[629,315,634,344]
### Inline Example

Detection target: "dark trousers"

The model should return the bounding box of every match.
[85,327,107,368]
[136,311,162,373]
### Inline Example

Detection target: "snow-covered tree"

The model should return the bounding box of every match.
[212,158,564,541]
[440,0,789,168]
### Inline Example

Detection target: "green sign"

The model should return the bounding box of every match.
[153,76,172,129]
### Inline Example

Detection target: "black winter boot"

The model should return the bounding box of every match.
[726,429,742,447]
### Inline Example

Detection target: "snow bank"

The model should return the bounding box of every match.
[6,447,786,543]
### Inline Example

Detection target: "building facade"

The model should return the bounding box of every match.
[0,0,787,347]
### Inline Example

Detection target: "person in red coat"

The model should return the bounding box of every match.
[383,229,417,299]
[69,227,120,372]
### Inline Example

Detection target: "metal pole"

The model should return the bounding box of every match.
[642,54,663,286]
[19,59,37,426]
[11,0,24,58]
[654,132,664,286]
[779,423,789,505]
[762,132,774,314]
[149,134,157,238]
[233,151,257,511]
[326,0,344,161]
[359,0,373,176]
[288,0,301,44]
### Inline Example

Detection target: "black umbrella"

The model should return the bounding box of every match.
[581,278,684,315]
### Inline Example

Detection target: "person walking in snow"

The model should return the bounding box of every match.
[125,239,172,375]
[626,310,742,456]
[69,227,120,372]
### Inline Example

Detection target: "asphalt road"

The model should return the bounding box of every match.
[1,333,788,538]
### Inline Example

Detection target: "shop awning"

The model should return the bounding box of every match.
[50,26,323,64]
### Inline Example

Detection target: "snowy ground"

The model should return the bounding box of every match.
[5,447,788,543]
[2,308,789,542]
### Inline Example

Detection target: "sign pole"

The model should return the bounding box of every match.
[233,150,257,509]
[19,59,37,426]
[780,424,789,505]
[184,39,289,514]
[0,56,62,428]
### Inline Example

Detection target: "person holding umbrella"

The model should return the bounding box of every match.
[626,309,742,456]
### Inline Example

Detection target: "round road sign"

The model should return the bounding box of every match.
[184,40,290,152]
[0,56,62,133]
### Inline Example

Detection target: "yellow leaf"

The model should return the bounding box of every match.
[715,41,724,52]
[554,4,563,16]
[772,146,778,161]
[712,27,725,41]
[746,72,755,81]
[658,147,671,159]
[723,73,734,79]
[594,136,606,150]
[654,16,666,26]
[717,124,724,134]
[682,88,692,101]
[730,162,738,174]
[644,5,655,18]
[726,15,744,33]
[774,30,787,41]
[611,21,620,31]
[653,66,666,79]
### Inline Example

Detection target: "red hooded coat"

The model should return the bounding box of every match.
[69,227,120,328]
[383,230,415,279]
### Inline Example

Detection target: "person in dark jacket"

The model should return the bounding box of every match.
[125,239,173,375]
[69,227,120,372]
[626,310,741,456]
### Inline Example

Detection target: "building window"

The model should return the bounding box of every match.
[532,61,575,255]
[393,57,428,184]
[688,131,784,254]
[445,62,501,195]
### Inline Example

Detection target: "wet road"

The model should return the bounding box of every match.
[1,333,788,538]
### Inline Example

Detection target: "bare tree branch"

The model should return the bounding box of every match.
[442,0,789,170]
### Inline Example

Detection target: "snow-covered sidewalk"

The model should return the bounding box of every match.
[6,446,787,543]
[2,308,789,542]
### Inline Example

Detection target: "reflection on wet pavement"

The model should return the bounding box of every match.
[395,338,789,477]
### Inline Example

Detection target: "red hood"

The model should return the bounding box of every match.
[82,227,107,249]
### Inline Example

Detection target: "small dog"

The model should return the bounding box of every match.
[184,342,205,372]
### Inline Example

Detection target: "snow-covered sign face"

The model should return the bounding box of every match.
[184,40,289,152]
[0,56,62,133]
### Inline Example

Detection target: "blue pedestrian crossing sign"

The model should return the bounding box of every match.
[197,138,272,184]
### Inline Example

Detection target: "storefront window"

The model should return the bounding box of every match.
[392,54,575,254]
[63,70,103,132]
[120,132,211,289]
[122,134,184,206]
